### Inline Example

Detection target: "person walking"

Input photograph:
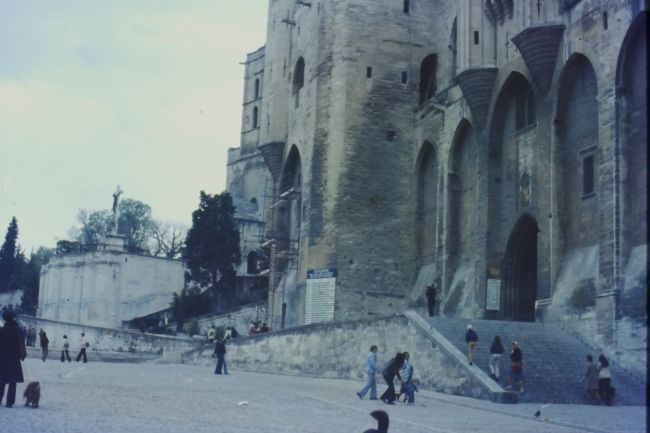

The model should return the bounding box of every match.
[507,341,524,393]
[60,334,72,362]
[214,337,227,375]
[0,310,26,408]
[379,352,405,405]
[597,354,613,405]
[356,345,378,400]
[582,355,599,403]
[465,324,478,365]
[489,335,505,382]
[39,328,49,361]
[425,283,437,317]
[76,332,88,363]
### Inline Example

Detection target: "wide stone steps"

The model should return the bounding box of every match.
[426,316,645,405]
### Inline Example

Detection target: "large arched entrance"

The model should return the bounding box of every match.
[415,141,437,265]
[502,215,538,321]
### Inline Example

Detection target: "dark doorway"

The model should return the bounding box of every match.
[502,215,538,321]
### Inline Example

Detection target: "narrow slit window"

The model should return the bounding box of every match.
[403,0,410,14]
[252,106,259,128]
[254,79,260,99]
[474,30,479,45]
[602,12,608,30]
[583,156,595,196]
[366,66,372,78]
[401,71,408,83]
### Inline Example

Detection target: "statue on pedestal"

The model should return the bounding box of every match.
[111,185,123,235]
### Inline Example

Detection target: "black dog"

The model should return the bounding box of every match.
[23,381,41,408]
[363,410,389,433]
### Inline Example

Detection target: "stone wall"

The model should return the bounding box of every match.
[38,246,184,329]
[184,312,507,402]
[17,315,202,356]
[231,0,647,354]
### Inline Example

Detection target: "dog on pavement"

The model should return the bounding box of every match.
[23,381,41,408]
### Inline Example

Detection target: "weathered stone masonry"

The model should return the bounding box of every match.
[227,0,647,360]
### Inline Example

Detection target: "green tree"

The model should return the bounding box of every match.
[0,217,19,292]
[19,247,54,314]
[74,209,112,245]
[170,286,211,330]
[184,191,241,302]
[70,198,154,250]
[118,198,153,250]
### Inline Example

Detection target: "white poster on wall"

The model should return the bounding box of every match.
[305,268,336,324]
[486,279,501,311]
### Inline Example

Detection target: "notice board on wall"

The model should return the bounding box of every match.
[486,279,501,311]
[305,268,336,324]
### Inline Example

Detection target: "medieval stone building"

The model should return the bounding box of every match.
[227,0,647,353]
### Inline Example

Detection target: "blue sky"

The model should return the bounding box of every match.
[0,1,268,252]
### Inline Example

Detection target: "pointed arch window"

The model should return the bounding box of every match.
[292,57,305,108]
[419,54,437,104]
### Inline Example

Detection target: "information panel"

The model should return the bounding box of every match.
[486,279,501,311]
[305,268,336,324]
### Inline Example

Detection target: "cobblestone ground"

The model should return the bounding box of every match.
[1,359,645,433]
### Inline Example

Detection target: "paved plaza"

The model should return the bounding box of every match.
[1,359,646,433]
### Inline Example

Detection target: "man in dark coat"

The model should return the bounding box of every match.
[425,283,437,317]
[39,328,49,361]
[0,310,26,408]
[379,352,405,405]
[214,338,227,375]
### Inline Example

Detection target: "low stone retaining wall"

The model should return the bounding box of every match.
[183,311,510,402]
[25,346,160,364]
[18,315,204,357]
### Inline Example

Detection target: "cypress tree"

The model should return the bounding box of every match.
[0,217,19,292]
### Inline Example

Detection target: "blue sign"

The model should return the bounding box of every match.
[307,268,337,279]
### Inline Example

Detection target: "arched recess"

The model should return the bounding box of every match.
[278,146,302,255]
[447,120,478,279]
[617,12,647,260]
[292,57,305,108]
[419,54,437,103]
[487,72,536,255]
[556,53,599,254]
[616,11,648,319]
[415,141,437,264]
[247,251,259,274]
[502,214,539,321]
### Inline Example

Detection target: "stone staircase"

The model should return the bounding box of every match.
[425,315,646,405]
